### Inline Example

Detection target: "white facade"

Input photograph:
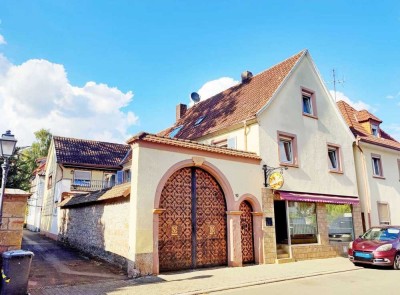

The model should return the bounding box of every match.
[26,173,45,232]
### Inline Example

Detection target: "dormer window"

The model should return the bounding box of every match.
[371,124,379,137]
[194,116,205,126]
[170,125,183,138]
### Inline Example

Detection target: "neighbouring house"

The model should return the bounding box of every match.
[337,101,400,228]
[157,49,363,268]
[40,136,130,239]
[26,157,46,232]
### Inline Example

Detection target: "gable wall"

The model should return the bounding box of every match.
[257,54,358,196]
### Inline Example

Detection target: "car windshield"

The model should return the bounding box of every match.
[361,228,400,241]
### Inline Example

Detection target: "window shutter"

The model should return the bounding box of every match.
[227,137,237,149]
[378,203,390,225]
[117,171,124,184]
[74,170,91,180]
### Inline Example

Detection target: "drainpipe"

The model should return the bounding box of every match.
[243,120,251,151]
[355,137,372,228]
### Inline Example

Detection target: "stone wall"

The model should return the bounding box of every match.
[0,191,30,253]
[59,199,130,270]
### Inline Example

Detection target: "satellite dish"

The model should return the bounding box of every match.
[190,92,201,103]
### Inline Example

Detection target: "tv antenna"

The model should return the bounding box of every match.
[332,69,345,102]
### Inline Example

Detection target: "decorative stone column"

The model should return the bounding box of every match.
[251,212,264,264]
[316,203,329,245]
[226,211,242,267]
[261,188,277,264]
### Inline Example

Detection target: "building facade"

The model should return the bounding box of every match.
[41,136,130,239]
[338,101,400,228]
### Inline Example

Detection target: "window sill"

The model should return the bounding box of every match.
[302,113,318,120]
[373,175,385,179]
[329,170,344,175]
[279,162,299,168]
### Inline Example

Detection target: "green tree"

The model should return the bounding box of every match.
[0,129,52,190]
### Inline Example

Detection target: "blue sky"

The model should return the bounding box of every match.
[0,1,399,145]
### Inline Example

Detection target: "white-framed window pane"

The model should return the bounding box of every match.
[227,137,237,149]
[288,202,318,244]
[371,125,379,137]
[279,139,292,163]
[328,149,338,169]
[302,95,312,114]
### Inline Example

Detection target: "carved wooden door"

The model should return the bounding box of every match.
[240,201,255,264]
[158,167,227,272]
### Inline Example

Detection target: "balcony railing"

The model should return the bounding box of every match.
[70,179,124,192]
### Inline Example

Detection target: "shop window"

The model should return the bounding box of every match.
[327,204,354,242]
[288,202,318,244]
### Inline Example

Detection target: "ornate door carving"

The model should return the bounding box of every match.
[158,167,227,272]
[195,169,227,268]
[159,168,192,271]
[240,201,255,264]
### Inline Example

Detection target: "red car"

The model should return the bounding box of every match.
[348,226,400,269]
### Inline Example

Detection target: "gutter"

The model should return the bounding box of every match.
[355,137,372,228]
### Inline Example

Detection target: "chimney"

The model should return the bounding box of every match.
[176,103,187,121]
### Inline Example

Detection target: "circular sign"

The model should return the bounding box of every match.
[268,172,284,190]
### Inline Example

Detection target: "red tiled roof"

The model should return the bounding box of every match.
[337,101,400,151]
[53,136,130,169]
[158,50,306,139]
[356,110,382,123]
[128,132,261,160]
[59,182,130,208]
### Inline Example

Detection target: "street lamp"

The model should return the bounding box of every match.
[0,130,17,224]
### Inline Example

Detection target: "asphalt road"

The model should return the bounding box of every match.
[214,266,397,295]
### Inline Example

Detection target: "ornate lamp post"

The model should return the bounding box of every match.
[0,130,18,224]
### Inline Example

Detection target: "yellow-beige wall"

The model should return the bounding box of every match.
[128,143,263,274]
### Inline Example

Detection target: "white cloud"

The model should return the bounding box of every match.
[0,54,138,146]
[330,90,375,112]
[0,34,6,45]
[386,95,394,99]
[191,77,239,105]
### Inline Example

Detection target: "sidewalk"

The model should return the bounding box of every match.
[32,257,359,295]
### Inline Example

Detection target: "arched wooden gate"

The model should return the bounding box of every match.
[158,167,227,272]
[240,200,255,264]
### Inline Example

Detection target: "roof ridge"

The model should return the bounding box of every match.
[53,135,128,147]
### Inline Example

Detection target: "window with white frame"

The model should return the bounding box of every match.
[278,132,297,165]
[301,89,316,117]
[73,170,91,186]
[377,202,390,225]
[327,145,341,172]
[371,155,383,177]
[212,137,237,149]
[371,124,379,137]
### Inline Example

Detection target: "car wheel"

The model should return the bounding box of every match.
[394,253,400,270]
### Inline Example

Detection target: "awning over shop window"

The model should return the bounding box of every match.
[279,191,359,205]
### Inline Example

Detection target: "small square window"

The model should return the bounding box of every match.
[377,202,390,225]
[302,94,313,114]
[371,124,379,137]
[277,131,298,166]
[372,155,383,177]
[327,145,342,172]
[279,138,293,163]
[301,88,317,118]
